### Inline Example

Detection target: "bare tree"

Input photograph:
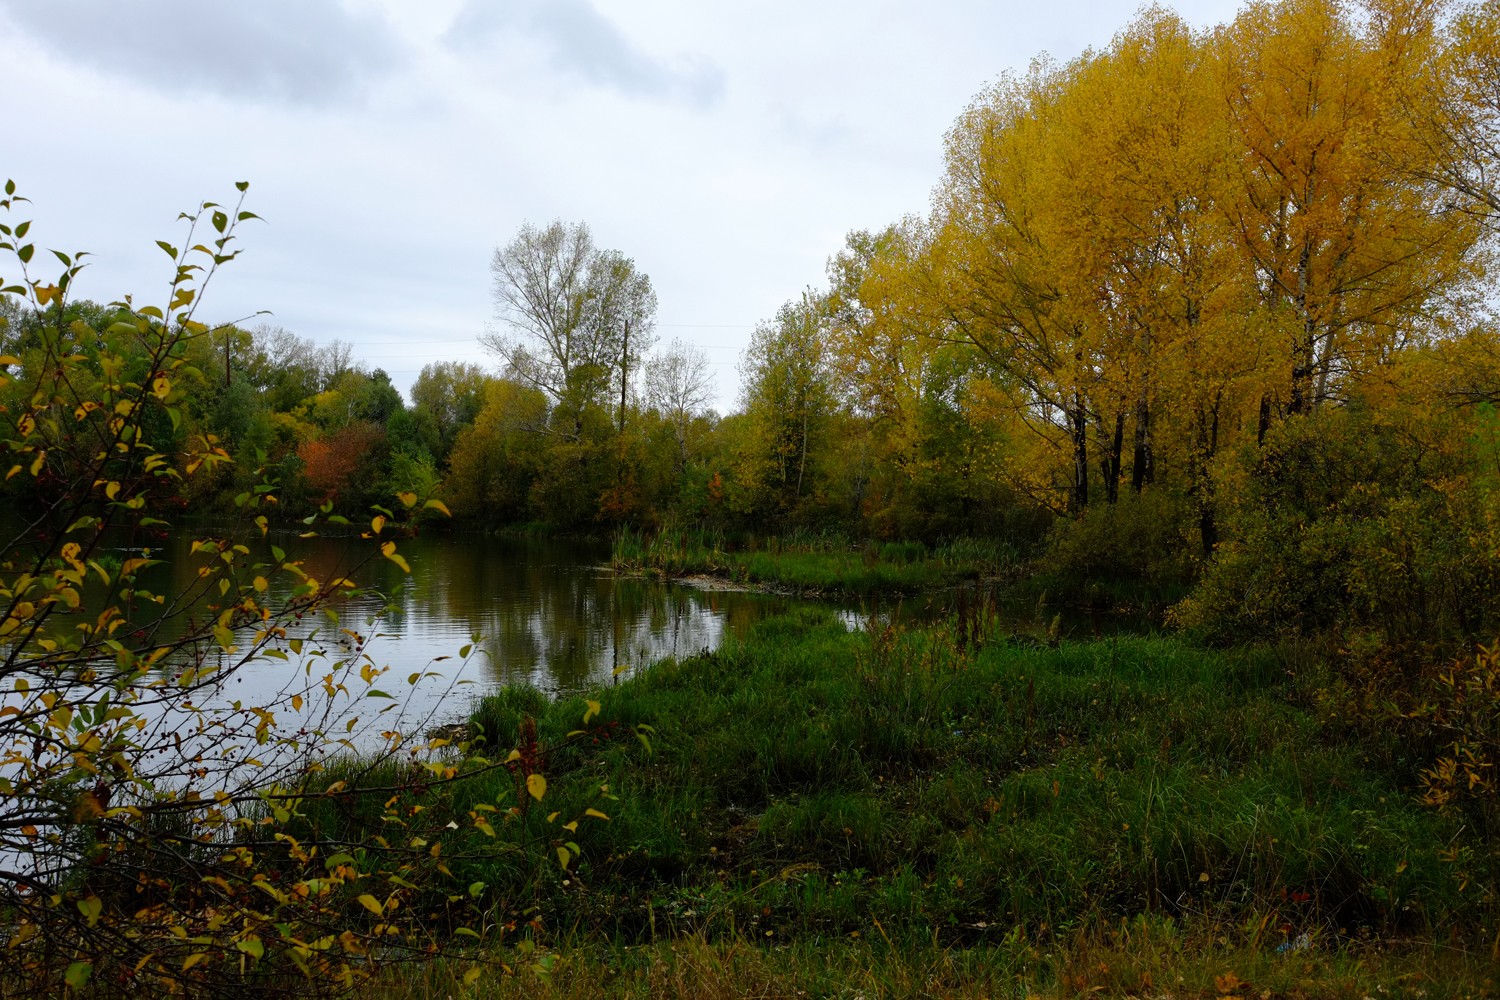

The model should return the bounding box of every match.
[481,221,656,436]
[644,339,715,464]
[317,337,357,389]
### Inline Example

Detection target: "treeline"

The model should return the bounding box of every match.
[447,0,1500,646]
[0,299,431,517]
[9,0,1500,648]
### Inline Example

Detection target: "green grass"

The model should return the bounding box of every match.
[374,611,1492,940]
[611,527,1022,595]
[299,608,1497,994]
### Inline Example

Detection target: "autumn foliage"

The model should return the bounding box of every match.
[297,421,386,506]
[0,184,613,996]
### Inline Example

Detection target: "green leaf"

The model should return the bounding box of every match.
[156,240,178,259]
[64,962,91,990]
[17,244,32,263]
[76,896,102,926]
[235,180,249,192]
[235,937,265,959]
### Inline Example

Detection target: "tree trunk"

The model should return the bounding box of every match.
[1069,395,1089,512]
[1130,394,1153,493]
[796,407,809,501]
[1191,395,1222,558]
[1100,411,1124,505]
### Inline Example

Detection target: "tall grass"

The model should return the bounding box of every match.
[346,607,1496,964]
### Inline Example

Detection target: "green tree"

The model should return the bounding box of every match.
[736,291,837,522]
[410,360,488,463]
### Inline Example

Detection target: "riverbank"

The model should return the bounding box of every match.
[610,529,1024,597]
[380,607,1497,997]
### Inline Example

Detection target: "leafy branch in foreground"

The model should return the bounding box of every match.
[0,182,611,997]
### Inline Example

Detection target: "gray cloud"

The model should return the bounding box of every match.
[444,0,724,108]
[0,0,403,105]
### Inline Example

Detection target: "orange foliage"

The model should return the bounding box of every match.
[297,421,385,505]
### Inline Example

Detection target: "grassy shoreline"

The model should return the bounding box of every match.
[610,528,1024,596]
[364,607,1497,996]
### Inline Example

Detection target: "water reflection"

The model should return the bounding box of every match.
[405,535,843,693]
[9,522,1138,751]
[129,530,821,707]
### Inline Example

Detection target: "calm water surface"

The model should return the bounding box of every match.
[105,529,862,739]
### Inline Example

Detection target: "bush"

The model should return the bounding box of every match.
[1173,403,1500,643]
[1418,642,1500,827]
[0,182,598,996]
[1038,487,1198,609]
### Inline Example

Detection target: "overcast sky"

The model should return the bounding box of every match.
[0,0,1247,411]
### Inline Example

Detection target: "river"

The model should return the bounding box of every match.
[89,527,872,741]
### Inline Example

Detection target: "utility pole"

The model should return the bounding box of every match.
[618,319,630,438]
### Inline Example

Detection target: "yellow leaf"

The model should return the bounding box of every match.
[556,846,571,869]
[181,952,206,971]
[152,376,171,399]
[253,576,268,593]
[464,967,482,985]
[380,540,410,573]
[370,515,386,535]
[356,893,384,917]
[424,498,452,516]
[583,699,601,724]
[397,491,417,508]
[526,773,547,801]
[585,808,610,820]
